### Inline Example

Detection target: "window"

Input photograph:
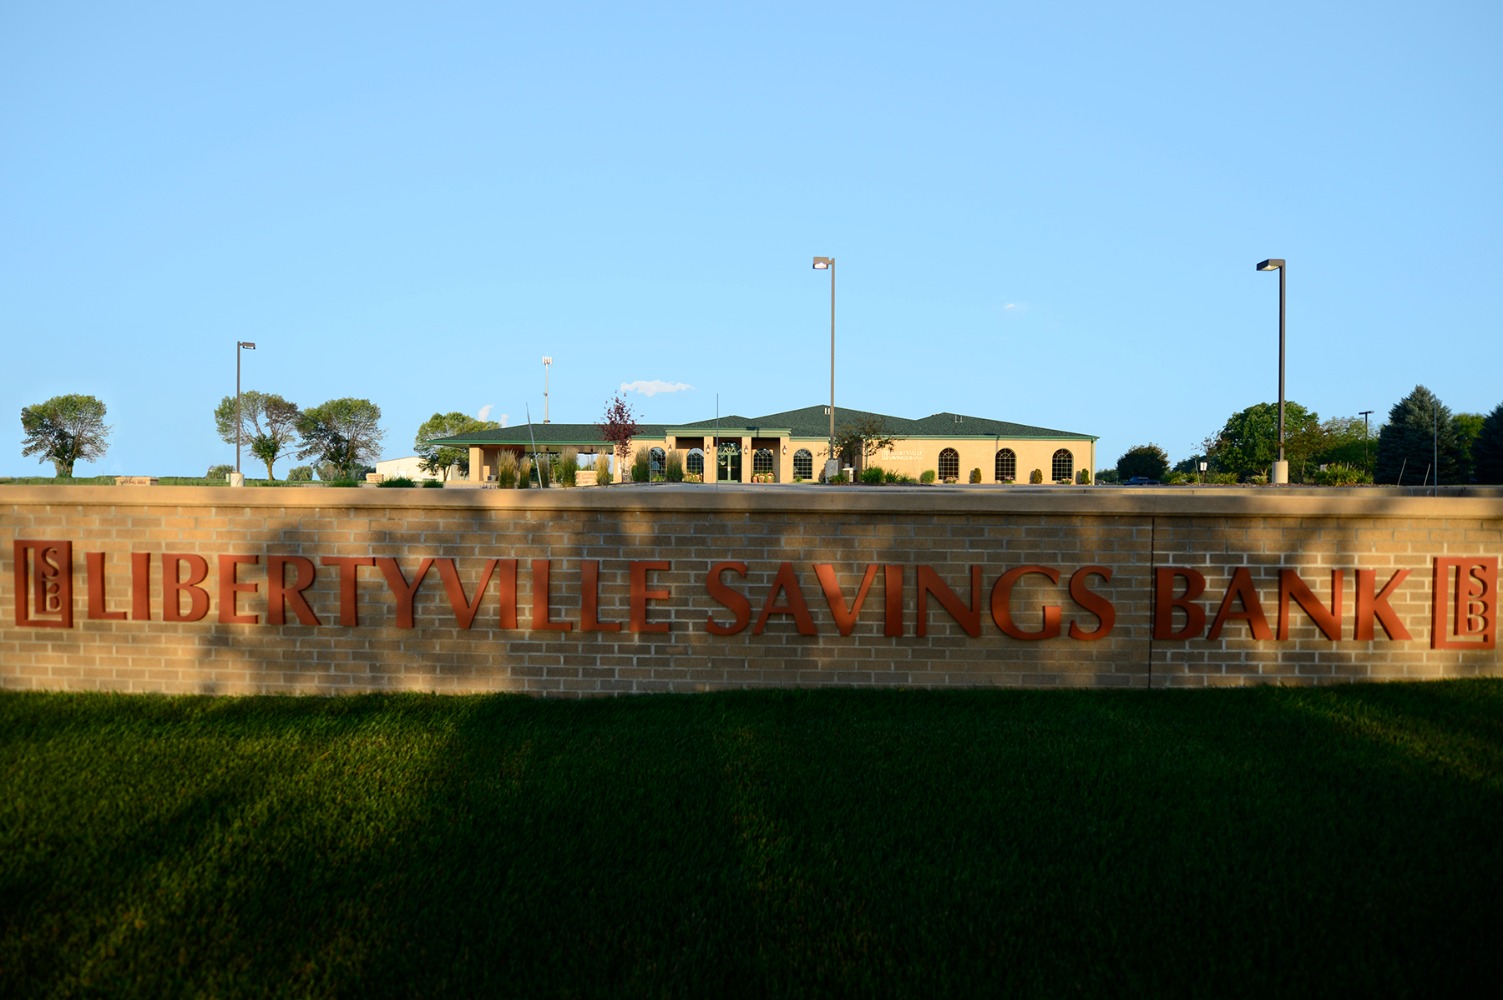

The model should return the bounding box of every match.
[995,448,1016,482]
[793,449,813,480]
[938,448,960,482]
[687,449,704,477]
[1052,449,1074,483]
[753,449,774,476]
[649,447,665,478]
[716,442,741,482]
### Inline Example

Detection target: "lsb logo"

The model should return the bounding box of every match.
[14,540,73,628]
[1432,557,1498,650]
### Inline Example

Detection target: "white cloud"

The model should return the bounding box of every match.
[477,404,493,421]
[620,379,693,397]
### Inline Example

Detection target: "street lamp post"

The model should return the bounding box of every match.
[543,356,552,424]
[235,340,256,480]
[812,256,836,480]
[1256,259,1287,484]
[1359,409,1374,476]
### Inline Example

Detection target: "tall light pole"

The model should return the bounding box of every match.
[542,356,552,424]
[1359,409,1374,476]
[235,340,256,476]
[812,256,836,479]
[1256,259,1287,484]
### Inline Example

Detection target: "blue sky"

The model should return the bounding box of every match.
[3,1,1499,477]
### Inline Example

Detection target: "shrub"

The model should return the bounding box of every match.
[207,464,234,481]
[1313,463,1372,486]
[969,468,982,484]
[1076,469,1092,485]
[684,473,703,483]
[860,466,886,484]
[920,470,937,484]
[1029,469,1045,484]
[421,479,443,488]
[496,452,519,489]
[631,448,651,483]
[665,450,684,483]
[377,477,417,488]
[518,457,534,489]
[286,465,313,482]
[326,479,360,488]
[593,453,611,485]
[557,449,579,488]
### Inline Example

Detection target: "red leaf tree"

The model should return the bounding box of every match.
[597,394,639,482]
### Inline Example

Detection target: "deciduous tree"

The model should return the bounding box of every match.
[296,398,385,480]
[21,394,111,477]
[214,391,301,480]
[836,414,899,469]
[597,395,639,483]
[1116,443,1169,481]
[415,412,497,481]
[1207,401,1320,482]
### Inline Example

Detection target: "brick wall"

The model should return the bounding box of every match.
[3,485,1498,695]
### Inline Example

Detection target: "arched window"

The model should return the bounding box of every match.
[995,448,1017,482]
[687,449,705,477]
[793,449,814,481]
[938,448,960,482]
[649,447,665,478]
[753,449,774,476]
[1052,449,1074,483]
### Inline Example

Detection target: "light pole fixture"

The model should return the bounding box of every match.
[235,340,256,477]
[542,356,552,424]
[812,256,836,479]
[1256,258,1287,484]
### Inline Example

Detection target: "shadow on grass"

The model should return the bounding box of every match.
[2,684,1501,997]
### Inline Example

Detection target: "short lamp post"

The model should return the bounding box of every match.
[235,340,256,482]
[812,256,837,480]
[1256,258,1288,484]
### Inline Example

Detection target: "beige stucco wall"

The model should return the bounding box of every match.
[466,429,1096,485]
[3,484,1496,695]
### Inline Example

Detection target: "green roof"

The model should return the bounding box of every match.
[426,405,1095,447]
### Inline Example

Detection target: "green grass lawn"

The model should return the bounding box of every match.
[3,682,1501,997]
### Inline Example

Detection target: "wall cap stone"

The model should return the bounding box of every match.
[3,482,1500,520]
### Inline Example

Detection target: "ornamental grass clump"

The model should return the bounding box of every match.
[665,449,684,483]
[594,453,611,485]
[495,452,518,489]
[557,449,578,488]
[631,449,651,483]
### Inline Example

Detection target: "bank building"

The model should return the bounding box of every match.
[430,404,1098,485]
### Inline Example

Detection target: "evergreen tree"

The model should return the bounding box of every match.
[1374,385,1463,486]
[1473,402,1503,485]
